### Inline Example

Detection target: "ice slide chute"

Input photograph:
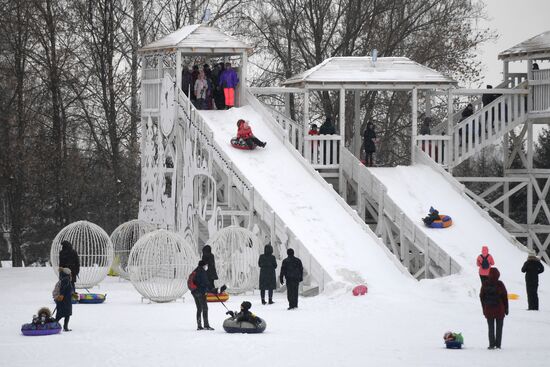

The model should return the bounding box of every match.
[174,89,413,293]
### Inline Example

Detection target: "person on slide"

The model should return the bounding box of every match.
[237,119,266,148]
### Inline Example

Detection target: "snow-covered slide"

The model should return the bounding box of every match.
[197,103,412,293]
[368,156,548,288]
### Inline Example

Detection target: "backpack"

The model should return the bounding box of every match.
[480,255,490,270]
[483,283,500,306]
[187,271,198,291]
[52,281,64,302]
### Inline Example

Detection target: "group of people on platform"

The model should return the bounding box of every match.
[476,245,544,349]
[190,244,303,331]
[182,62,239,110]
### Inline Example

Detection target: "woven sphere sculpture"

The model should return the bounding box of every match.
[128,229,198,302]
[50,221,114,289]
[110,220,156,280]
[207,226,261,293]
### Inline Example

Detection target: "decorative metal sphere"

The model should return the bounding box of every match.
[110,220,156,280]
[128,229,198,303]
[207,226,261,293]
[50,221,114,288]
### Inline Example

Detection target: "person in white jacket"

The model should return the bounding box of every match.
[194,70,209,110]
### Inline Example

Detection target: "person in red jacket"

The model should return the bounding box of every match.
[480,267,508,349]
[476,245,495,283]
[237,119,266,148]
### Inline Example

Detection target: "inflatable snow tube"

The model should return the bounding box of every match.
[71,293,79,304]
[79,293,106,304]
[428,215,452,229]
[508,293,519,300]
[445,341,463,349]
[21,322,62,336]
[230,137,256,150]
[206,292,229,303]
[352,285,368,296]
[223,317,266,334]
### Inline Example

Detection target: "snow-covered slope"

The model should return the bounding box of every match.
[369,164,548,288]
[199,106,411,293]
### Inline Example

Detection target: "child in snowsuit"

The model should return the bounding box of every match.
[477,246,495,283]
[226,301,261,326]
[237,119,266,148]
[422,207,440,226]
[33,307,56,325]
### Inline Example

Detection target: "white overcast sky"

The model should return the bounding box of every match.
[476,0,550,87]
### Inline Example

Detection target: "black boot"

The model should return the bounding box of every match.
[197,318,203,330]
[203,316,214,330]
[268,299,274,305]
[261,299,266,305]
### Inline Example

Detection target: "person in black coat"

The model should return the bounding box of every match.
[521,253,545,310]
[226,301,261,326]
[191,260,214,330]
[363,123,377,167]
[58,240,79,291]
[258,244,277,305]
[201,245,218,290]
[55,268,73,331]
[319,118,337,165]
[279,248,303,310]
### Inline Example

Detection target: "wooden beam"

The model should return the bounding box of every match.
[249,86,306,94]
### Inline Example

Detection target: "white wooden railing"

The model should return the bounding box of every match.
[432,73,527,135]
[415,135,450,167]
[264,106,304,152]
[340,149,461,279]
[175,87,332,292]
[304,135,341,169]
[532,69,550,112]
[452,90,529,166]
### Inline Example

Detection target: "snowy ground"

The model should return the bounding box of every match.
[1,268,549,367]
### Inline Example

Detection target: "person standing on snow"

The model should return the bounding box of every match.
[201,245,218,291]
[191,260,214,330]
[477,245,495,283]
[218,62,239,108]
[480,267,508,349]
[54,268,74,331]
[58,240,80,291]
[258,244,277,305]
[521,252,545,310]
[280,248,303,310]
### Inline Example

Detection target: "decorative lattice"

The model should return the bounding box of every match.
[207,226,261,293]
[110,220,156,280]
[50,221,114,288]
[128,229,198,303]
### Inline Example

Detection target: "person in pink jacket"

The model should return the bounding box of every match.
[477,245,495,283]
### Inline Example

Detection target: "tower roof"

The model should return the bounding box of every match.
[139,24,252,55]
[499,31,550,61]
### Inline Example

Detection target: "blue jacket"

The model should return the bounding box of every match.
[218,69,239,88]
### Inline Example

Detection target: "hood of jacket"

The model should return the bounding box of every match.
[488,267,500,282]
[264,244,273,255]
[481,246,489,256]
[202,245,212,255]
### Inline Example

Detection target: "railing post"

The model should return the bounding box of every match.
[447,88,453,167]
[411,87,418,164]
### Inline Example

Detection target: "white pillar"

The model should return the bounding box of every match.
[503,60,509,85]
[353,90,361,158]
[339,88,346,194]
[239,51,248,106]
[527,59,533,112]
[411,87,418,164]
[176,51,182,90]
[447,89,453,168]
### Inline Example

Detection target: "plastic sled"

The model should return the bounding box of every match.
[427,215,453,229]
[79,293,106,304]
[352,285,368,296]
[223,317,266,334]
[231,137,256,150]
[206,292,229,302]
[445,341,463,349]
[21,322,62,336]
